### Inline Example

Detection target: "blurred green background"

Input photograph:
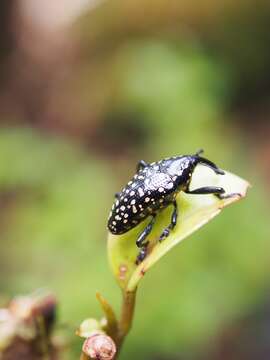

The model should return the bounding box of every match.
[0,0,270,359]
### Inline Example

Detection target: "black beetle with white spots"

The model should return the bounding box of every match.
[108,150,238,264]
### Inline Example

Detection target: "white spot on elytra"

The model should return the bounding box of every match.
[138,187,144,197]
[145,197,150,203]
[167,182,174,189]
[115,215,121,221]
[130,190,135,196]
[132,205,137,213]
[130,199,136,205]
[124,213,128,218]
[124,219,128,223]
[158,187,164,192]
[124,198,128,202]
[112,221,116,225]
[120,205,125,211]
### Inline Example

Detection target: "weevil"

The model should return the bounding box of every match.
[108,150,239,264]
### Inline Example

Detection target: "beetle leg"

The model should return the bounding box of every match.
[136,215,156,248]
[159,200,178,241]
[136,160,148,172]
[196,157,225,175]
[216,192,242,199]
[185,186,240,199]
[136,246,148,265]
[185,186,225,196]
[135,215,156,264]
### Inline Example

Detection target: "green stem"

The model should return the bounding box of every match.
[80,353,89,360]
[114,288,137,356]
[36,316,50,360]
[79,289,137,359]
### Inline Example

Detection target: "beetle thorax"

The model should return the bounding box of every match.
[166,158,191,176]
[162,156,195,190]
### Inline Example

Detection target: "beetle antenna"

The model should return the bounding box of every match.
[196,156,225,175]
[195,149,204,156]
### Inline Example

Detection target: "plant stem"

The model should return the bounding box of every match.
[114,288,137,358]
[79,289,137,360]
[80,352,89,360]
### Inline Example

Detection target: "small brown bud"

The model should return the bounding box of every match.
[82,333,116,360]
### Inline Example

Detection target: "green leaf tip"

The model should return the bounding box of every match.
[107,166,250,291]
[96,292,118,336]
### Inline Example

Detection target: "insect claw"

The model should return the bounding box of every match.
[159,228,170,241]
[216,168,225,175]
[218,192,242,200]
[135,248,147,265]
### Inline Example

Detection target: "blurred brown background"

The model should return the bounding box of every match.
[0,0,270,359]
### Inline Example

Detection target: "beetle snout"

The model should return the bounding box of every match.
[195,156,225,176]
[215,168,225,175]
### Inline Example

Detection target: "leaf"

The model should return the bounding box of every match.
[107,166,250,291]
[95,292,118,336]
